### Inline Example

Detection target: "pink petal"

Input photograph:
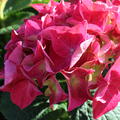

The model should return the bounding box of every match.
[44,76,67,105]
[62,67,93,111]
[93,57,120,118]
[42,22,93,70]
[31,3,46,13]
[8,42,23,65]
[24,20,41,48]
[1,66,42,109]
[0,69,4,79]
[11,78,42,109]
[93,84,120,119]
[4,60,17,85]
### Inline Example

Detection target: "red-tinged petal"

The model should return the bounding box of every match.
[34,40,45,61]
[17,24,25,39]
[70,36,93,68]
[44,76,67,105]
[10,78,42,109]
[46,46,70,72]
[94,34,113,64]
[105,56,120,82]
[31,0,58,14]
[93,71,120,119]
[98,42,112,63]
[93,57,120,118]
[88,24,103,35]
[35,40,54,73]
[22,54,34,71]
[42,22,88,56]
[0,69,4,79]
[28,61,49,87]
[24,20,41,48]
[22,41,43,71]
[96,0,106,2]
[93,84,120,119]
[81,0,93,9]
[8,42,23,65]
[112,43,120,60]
[115,14,120,34]
[41,14,54,29]
[112,0,120,5]
[5,30,19,50]
[55,0,70,14]
[22,41,52,87]
[31,3,46,13]
[81,60,104,89]
[75,40,100,67]
[25,20,41,39]
[4,60,17,85]
[1,66,42,109]
[80,1,109,30]
[4,24,25,57]
[69,0,80,3]
[42,22,93,70]
[62,68,93,111]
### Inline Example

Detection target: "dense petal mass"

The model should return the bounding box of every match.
[31,0,58,14]
[22,40,52,87]
[42,22,93,71]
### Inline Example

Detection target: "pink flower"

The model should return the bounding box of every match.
[41,21,93,71]
[2,0,120,118]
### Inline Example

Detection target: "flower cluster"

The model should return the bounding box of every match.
[1,0,120,119]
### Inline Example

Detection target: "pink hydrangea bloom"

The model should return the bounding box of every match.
[1,0,120,119]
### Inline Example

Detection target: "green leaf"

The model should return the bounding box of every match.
[4,11,35,26]
[69,100,120,120]
[32,0,50,3]
[4,0,32,15]
[69,100,93,120]
[98,103,120,120]
[0,11,34,34]
[0,92,69,120]
[0,92,50,120]
[0,24,19,34]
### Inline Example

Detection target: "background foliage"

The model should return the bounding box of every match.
[0,0,120,120]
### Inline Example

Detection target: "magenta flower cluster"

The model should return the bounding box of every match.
[1,0,120,119]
